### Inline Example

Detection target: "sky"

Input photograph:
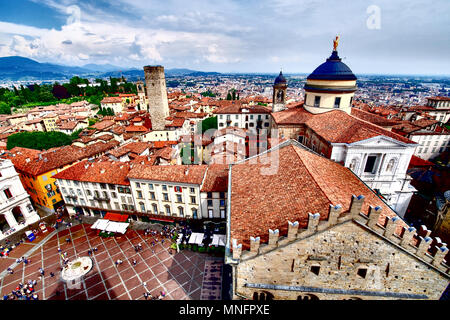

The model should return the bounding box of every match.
[0,0,449,75]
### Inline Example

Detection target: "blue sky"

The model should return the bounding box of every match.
[0,0,449,75]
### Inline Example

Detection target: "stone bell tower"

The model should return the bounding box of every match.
[272,71,287,113]
[143,65,170,130]
[136,80,147,111]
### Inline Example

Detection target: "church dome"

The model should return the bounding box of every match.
[274,71,287,85]
[307,51,357,81]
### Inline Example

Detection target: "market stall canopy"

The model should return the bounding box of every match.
[211,234,226,247]
[91,219,109,230]
[188,232,205,245]
[104,221,129,234]
[104,213,129,222]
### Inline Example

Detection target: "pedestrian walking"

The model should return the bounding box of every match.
[132,259,137,266]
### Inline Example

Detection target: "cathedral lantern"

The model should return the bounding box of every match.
[303,36,357,115]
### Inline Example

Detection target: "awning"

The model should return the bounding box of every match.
[104,213,129,222]
[149,216,175,223]
[188,232,204,245]
[91,219,109,230]
[211,234,226,247]
[104,222,129,234]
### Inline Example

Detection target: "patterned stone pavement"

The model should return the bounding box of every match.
[0,223,224,300]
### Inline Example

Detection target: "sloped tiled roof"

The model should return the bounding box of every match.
[53,160,130,185]
[201,164,228,192]
[128,164,207,185]
[230,140,407,250]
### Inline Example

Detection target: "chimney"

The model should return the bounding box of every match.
[25,158,30,163]
[185,168,189,175]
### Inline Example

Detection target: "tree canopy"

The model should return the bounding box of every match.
[7,131,78,150]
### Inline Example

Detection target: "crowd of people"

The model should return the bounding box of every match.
[3,280,40,300]
[2,218,183,301]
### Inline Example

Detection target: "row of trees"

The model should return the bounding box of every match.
[0,76,137,115]
[226,89,240,100]
[6,130,82,151]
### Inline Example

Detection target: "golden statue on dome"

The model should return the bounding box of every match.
[333,35,340,51]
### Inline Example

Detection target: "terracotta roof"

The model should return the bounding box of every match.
[125,125,149,133]
[201,164,228,192]
[153,141,178,149]
[412,119,439,128]
[129,155,158,166]
[166,118,186,128]
[230,140,407,250]
[351,108,397,127]
[213,102,271,114]
[128,164,208,185]
[153,146,175,161]
[3,141,119,176]
[101,96,122,104]
[273,107,415,144]
[108,142,152,158]
[53,160,130,185]
[57,121,79,130]
[215,126,247,138]
[408,155,434,169]
[91,120,115,131]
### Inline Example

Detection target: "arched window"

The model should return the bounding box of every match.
[139,202,145,212]
[165,205,171,215]
[297,294,319,301]
[253,291,274,301]
[178,207,184,217]
[349,158,359,172]
[386,158,397,173]
[192,208,198,219]
[152,204,158,215]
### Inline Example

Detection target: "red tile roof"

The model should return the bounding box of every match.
[91,120,115,131]
[127,164,207,185]
[351,108,398,127]
[125,125,149,133]
[201,164,228,192]
[53,160,131,185]
[3,141,119,176]
[272,107,415,144]
[213,102,271,114]
[230,140,407,250]
[101,96,122,104]
[153,141,178,149]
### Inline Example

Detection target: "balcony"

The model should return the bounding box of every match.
[93,195,110,201]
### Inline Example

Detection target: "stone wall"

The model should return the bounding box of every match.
[229,196,450,300]
[234,221,448,300]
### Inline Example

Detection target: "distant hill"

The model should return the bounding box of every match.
[0,56,93,81]
[0,56,220,81]
[82,63,121,73]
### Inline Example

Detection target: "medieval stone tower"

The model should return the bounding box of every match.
[272,71,287,112]
[136,80,147,111]
[143,65,170,130]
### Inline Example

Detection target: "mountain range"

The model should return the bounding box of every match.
[0,56,220,81]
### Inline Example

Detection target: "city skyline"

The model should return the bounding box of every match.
[0,0,448,76]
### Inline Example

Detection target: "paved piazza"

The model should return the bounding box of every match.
[0,223,223,300]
